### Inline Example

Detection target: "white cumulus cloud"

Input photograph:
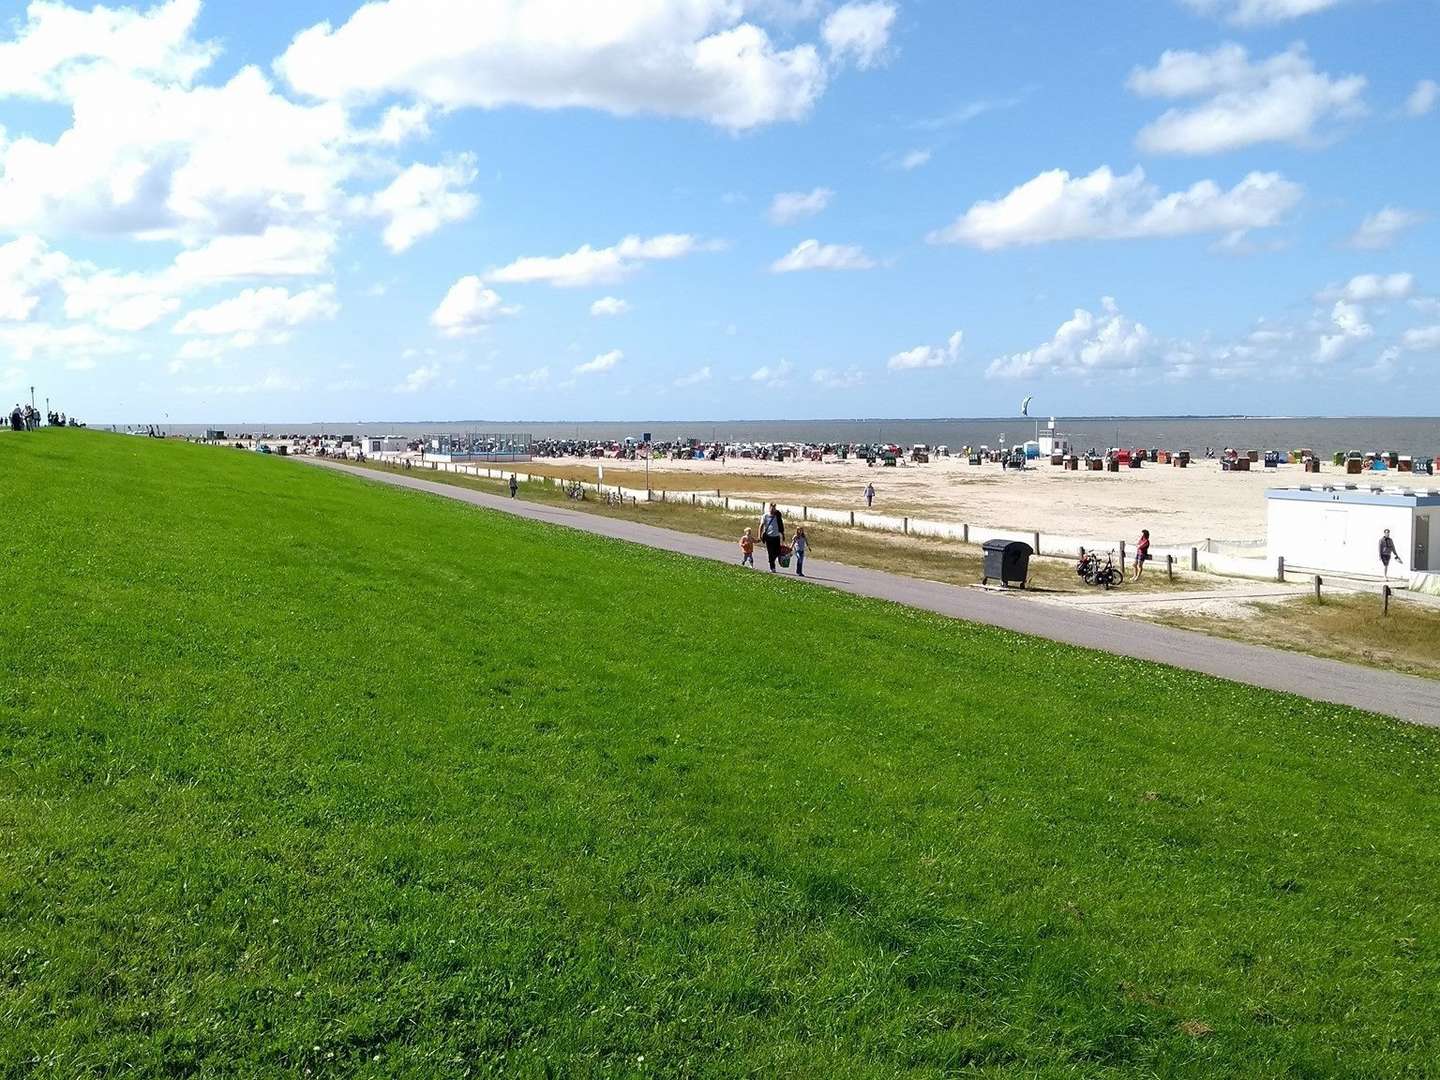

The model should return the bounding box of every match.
[1319,272,1415,302]
[673,365,712,387]
[590,296,630,317]
[888,330,962,371]
[574,349,621,375]
[1315,299,1372,362]
[770,238,875,272]
[1407,79,1439,117]
[749,359,792,386]
[987,298,1154,379]
[430,276,516,337]
[1348,207,1426,250]
[812,365,864,388]
[1180,0,1349,26]
[0,0,217,102]
[768,186,833,225]
[172,284,339,346]
[355,156,479,253]
[0,236,72,321]
[1401,325,1440,352]
[928,165,1301,249]
[497,365,550,391]
[821,1,896,70]
[0,61,355,243]
[488,234,710,287]
[1128,44,1365,155]
[276,0,871,131]
[394,363,440,393]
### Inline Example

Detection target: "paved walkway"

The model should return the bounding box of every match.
[303,458,1440,728]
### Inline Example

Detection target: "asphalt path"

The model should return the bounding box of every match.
[302,457,1440,728]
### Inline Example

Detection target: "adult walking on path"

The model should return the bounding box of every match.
[1380,529,1402,579]
[760,502,785,573]
[864,482,875,508]
[509,474,518,498]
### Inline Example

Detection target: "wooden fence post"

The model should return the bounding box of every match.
[1166,554,1174,581]
[1277,556,1285,582]
[963,523,969,543]
[1033,531,1041,556]
[1313,574,1322,601]
[1119,540,1126,565]
[850,510,855,526]
[1191,546,1199,572]
[903,516,909,534]
[1382,585,1391,616]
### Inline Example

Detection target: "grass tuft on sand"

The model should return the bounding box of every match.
[2,431,1439,1078]
[1155,591,1440,681]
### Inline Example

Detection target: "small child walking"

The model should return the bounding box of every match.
[739,527,755,566]
[793,527,809,577]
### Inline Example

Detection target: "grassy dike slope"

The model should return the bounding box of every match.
[2,431,1438,1078]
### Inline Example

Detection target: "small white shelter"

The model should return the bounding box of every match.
[1037,418,1072,458]
[1266,485,1440,576]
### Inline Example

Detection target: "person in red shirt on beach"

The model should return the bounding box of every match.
[1132,529,1151,582]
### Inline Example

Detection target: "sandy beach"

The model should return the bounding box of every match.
[521,454,1333,545]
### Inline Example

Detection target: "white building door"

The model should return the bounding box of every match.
[1416,515,1430,572]
[1322,509,1348,552]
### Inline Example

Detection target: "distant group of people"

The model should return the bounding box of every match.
[9,405,75,431]
[740,502,809,577]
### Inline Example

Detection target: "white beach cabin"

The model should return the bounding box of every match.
[1266,485,1440,578]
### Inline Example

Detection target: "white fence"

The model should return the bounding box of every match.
[378,452,1287,581]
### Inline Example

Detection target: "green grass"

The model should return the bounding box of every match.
[3,430,1440,1078]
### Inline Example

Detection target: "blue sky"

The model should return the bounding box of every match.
[0,0,1436,424]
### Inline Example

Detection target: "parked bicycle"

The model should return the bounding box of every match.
[1077,547,1124,589]
[602,489,626,506]
[565,481,586,500]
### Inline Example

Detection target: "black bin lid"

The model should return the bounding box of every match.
[982,539,1033,555]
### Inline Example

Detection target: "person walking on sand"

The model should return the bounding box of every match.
[739,527,755,567]
[1133,528,1151,581]
[509,474,518,498]
[760,502,785,572]
[1380,529,1402,578]
[792,526,809,577]
[864,482,875,508]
